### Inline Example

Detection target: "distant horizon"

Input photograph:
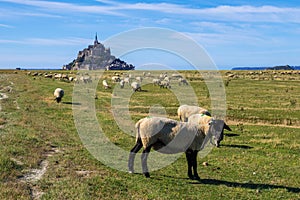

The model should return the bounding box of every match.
[3,64,299,71]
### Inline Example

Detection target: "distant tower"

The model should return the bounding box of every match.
[94,32,100,45]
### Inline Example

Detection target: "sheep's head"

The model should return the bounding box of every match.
[208,119,232,147]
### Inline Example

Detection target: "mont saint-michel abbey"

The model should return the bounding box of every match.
[65,34,135,70]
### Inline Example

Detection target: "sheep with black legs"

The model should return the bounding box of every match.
[177,104,211,122]
[131,81,141,92]
[54,88,64,103]
[128,115,231,179]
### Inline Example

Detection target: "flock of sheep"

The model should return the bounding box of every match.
[52,71,232,180]
[102,72,189,92]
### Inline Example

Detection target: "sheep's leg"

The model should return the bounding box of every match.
[141,146,152,178]
[185,150,194,179]
[128,139,143,174]
[191,151,200,180]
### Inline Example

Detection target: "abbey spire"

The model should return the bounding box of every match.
[94,32,100,45]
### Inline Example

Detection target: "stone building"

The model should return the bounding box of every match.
[65,34,134,70]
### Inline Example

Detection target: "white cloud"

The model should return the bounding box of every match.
[0,23,14,28]
[2,0,300,23]
[0,0,125,16]
[0,37,91,46]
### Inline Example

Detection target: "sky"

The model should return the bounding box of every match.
[0,0,300,70]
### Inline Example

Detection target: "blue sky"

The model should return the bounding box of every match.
[0,0,300,70]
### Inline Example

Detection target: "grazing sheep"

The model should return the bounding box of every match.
[178,78,188,86]
[159,80,171,89]
[124,77,130,84]
[136,76,143,83]
[177,105,211,122]
[102,80,110,89]
[54,88,64,103]
[163,76,170,82]
[152,78,161,86]
[112,75,121,82]
[188,114,231,147]
[131,81,141,92]
[128,116,231,179]
[120,80,125,88]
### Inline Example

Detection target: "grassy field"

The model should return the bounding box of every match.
[0,69,299,199]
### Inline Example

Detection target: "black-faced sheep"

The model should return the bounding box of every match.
[177,105,211,122]
[131,82,141,92]
[112,75,121,82]
[188,114,231,147]
[152,78,161,86]
[54,88,64,103]
[159,80,171,89]
[128,115,231,179]
[178,78,188,86]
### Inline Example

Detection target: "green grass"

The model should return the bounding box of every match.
[0,70,299,199]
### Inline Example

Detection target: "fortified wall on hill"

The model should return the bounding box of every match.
[64,34,135,70]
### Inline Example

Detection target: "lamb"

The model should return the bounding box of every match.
[177,105,211,122]
[131,81,141,92]
[53,88,64,103]
[128,116,231,179]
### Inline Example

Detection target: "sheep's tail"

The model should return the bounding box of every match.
[177,107,182,121]
[135,118,144,142]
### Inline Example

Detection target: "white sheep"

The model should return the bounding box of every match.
[119,80,125,88]
[53,88,64,103]
[178,78,188,86]
[152,78,161,86]
[135,76,143,83]
[188,114,231,147]
[128,116,231,179]
[131,81,141,92]
[102,80,110,89]
[124,77,130,85]
[159,80,171,89]
[177,105,211,122]
[112,75,121,82]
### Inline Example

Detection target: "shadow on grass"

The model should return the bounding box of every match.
[62,102,81,105]
[221,144,253,149]
[190,178,300,193]
[224,133,240,137]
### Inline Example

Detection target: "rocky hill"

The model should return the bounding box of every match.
[64,34,134,70]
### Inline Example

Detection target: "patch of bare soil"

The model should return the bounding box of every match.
[19,147,60,200]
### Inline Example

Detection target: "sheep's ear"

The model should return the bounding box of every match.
[223,123,232,131]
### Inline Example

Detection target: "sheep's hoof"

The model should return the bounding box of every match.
[144,172,150,178]
[128,170,134,174]
[189,175,200,180]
